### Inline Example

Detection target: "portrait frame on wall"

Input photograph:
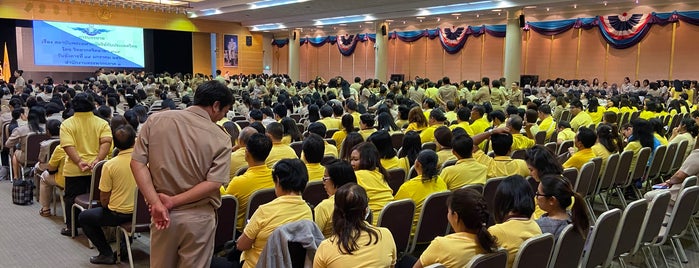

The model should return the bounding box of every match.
[224,34,238,67]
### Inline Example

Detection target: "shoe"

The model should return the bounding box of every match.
[90,254,116,265]
[60,228,74,237]
[113,250,129,262]
[39,208,51,217]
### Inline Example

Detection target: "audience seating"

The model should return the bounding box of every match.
[548,224,584,268]
[607,199,648,268]
[633,191,671,268]
[557,140,573,156]
[544,142,557,155]
[234,166,248,176]
[290,141,303,158]
[610,151,634,206]
[573,161,596,220]
[513,233,554,268]
[407,191,450,255]
[390,132,404,151]
[644,145,666,192]
[71,160,106,240]
[235,120,249,129]
[460,184,484,194]
[21,133,49,180]
[289,114,301,122]
[510,149,527,160]
[562,168,578,189]
[466,249,508,268]
[215,195,238,252]
[440,159,457,171]
[648,186,699,267]
[623,147,651,202]
[386,168,406,195]
[296,123,305,134]
[320,155,335,166]
[534,131,546,145]
[659,143,679,179]
[579,209,622,268]
[116,189,151,268]
[483,177,506,226]
[377,199,415,257]
[245,188,277,221]
[671,140,689,175]
[422,142,437,151]
[302,180,328,208]
[325,129,338,139]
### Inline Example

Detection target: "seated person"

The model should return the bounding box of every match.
[434,126,456,167]
[6,106,46,179]
[78,125,138,264]
[395,150,447,234]
[230,127,258,179]
[222,133,275,232]
[314,160,357,238]
[302,134,326,181]
[358,113,377,140]
[37,119,63,216]
[264,122,299,169]
[313,183,397,267]
[368,130,409,173]
[306,122,338,158]
[420,109,448,143]
[488,175,542,267]
[351,142,394,224]
[535,174,590,240]
[562,127,597,170]
[449,107,474,136]
[556,121,576,144]
[645,147,699,222]
[237,159,313,268]
[507,115,535,151]
[415,188,498,268]
[471,128,530,178]
[440,133,488,190]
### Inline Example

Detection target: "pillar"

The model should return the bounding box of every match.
[504,9,523,89]
[375,22,389,81]
[288,29,301,82]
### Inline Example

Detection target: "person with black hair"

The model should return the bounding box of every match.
[78,125,138,264]
[473,77,491,104]
[535,174,590,240]
[358,113,377,140]
[569,100,592,131]
[562,127,597,170]
[471,128,530,179]
[556,120,576,144]
[440,134,488,190]
[313,183,397,267]
[237,158,313,268]
[377,112,400,133]
[303,133,327,182]
[332,114,356,153]
[449,107,474,135]
[350,142,394,224]
[396,150,447,233]
[489,175,543,267]
[624,119,660,172]
[419,108,447,143]
[416,188,498,268]
[37,119,63,216]
[398,131,421,165]
[6,106,47,179]
[437,77,458,107]
[314,160,358,238]
[318,104,341,130]
[669,117,698,158]
[280,117,302,144]
[264,122,299,169]
[367,130,409,172]
[470,105,490,136]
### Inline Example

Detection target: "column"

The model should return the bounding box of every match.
[288,29,301,82]
[375,22,389,81]
[503,9,523,89]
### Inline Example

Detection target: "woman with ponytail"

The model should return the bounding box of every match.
[350,142,394,224]
[314,183,397,267]
[414,188,498,268]
[535,174,590,240]
[395,150,448,234]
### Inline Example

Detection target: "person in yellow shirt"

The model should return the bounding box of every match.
[536,104,556,139]
[264,122,299,169]
[424,82,439,101]
[470,105,490,135]
[332,114,356,153]
[507,115,535,151]
[395,150,448,234]
[639,101,657,120]
[230,127,258,179]
[280,117,302,145]
[415,188,498,268]
[350,142,394,224]
[651,118,669,146]
[556,121,576,144]
[449,107,475,136]
[420,109,447,143]
[563,127,597,170]
[368,131,409,173]
[314,160,357,238]
[440,133,488,190]
[237,159,313,268]
[318,105,341,130]
[405,106,428,132]
[422,98,436,121]
[313,183,397,267]
[444,101,458,123]
[569,100,593,131]
[222,133,275,232]
[344,100,362,129]
[591,124,620,170]
[489,110,506,129]
[78,125,137,264]
[434,126,457,167]
[587,98,606,124]
[472,129,530,179]
[358,113,377,140]
[488,175,542,267]
[302,134,327,182]
[307,122,339,158]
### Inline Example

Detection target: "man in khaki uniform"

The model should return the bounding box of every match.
[131,81,233,267]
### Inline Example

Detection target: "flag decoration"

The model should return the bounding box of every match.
[438,27,468,54]
[2,42,10,82]
[337,34,359,56]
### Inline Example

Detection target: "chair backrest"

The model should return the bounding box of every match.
[574,161,596,197]
[665,186,699,239]
[612,150,634,187]
[483,177,506,216]
[544,142,557,155]
[1,122,9,150]
[619,112,630,127]
[630,111,640,121]
[130,189,151,233]
[672,140,689,172]
[461,183,484,194]
[89,160,107,208]
[320,155,336,166]
[234,166,248,176]
[235,120,249,129]
[245,188,277,220]
[511,149,527,160]
[296,123,305,134]
[407,165,417,181]
[324,138,336,146]
[513,233,555,268]
[422,142,437,151]
[609,199,647,265]
[580,208,621,268]
[377,199,416,254]
[325,129,339,139]
[535,131,547,145]
[302,180,328,208]
[660,142,679,175]
[557,140,574,156]
[391,132,405,150]
[440,159,457,170]
[596,153,619,195]
[626,147,651,187]
[560,110,571,122]
[215,195,239,251]
[562,168,578,189]
[289,114,301,122]
[682,176,698,191]
[46,139,61,163]
[290,141,303,158]
[24,132,50,165]
[549,130,558,144]
[386,168,406,195]
[634,191,671,254]
[590,157,602,182]
[645,145,666,181]
[548,224,585,268]
[410,191,450,254]
[467,248,508,268]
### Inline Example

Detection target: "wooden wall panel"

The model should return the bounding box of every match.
[298,45,309,82]
[327,45,341,80]
[308,46,320,81]
[192,32,211,75]
[387,39,397,76]
[409,40,427,79]
[638,25,672,81]
[444,50,462,82]
[607,45,638,85]
[425,39,444,80]
[482,36,504,81]
[524,31,551,79]
[393,40,411,79]
[316,45,331,80]
[353,42,368,79]
[274,46,288,75]
[339,53,353,80]
[461,35,483,81]
[577,30,606,83]
[365,41,376,79]
[549,30,578,79]
[672,22,699,80]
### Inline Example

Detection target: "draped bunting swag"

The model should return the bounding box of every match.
[271,10,699,53]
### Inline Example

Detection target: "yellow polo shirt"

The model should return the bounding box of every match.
[355,169,394,225]
[563,148,596,170]
[654,133,669,146]
[318,117,342,130]
[359,128,377,141]
[474,151,530,178]
[588,106,606,124]
[381,157,409,173]
[350,112,361,128]
[313,226,396,268]
[265,142,299,169]
[570,111,593,131]
[607,107,620,114]
[440,158,488,190]
[470,117,490,135]
[449,121,475,136]
[306,163,326,182]
[405,122,427,132]
[639,110,656,120]
[488,219,543,268]
[445,111,457,123]
[436,149,456,168]
[314,195,335,238]
[230,148,247,179]
[99,148,137,214]
[222,165,274,231]
[558,128,576,142]
[420,124,445,143]
[60,112,112,177]
[511,133,535,151]
[242,195,313,268]
[47,146,66,188]
[332,131,348,152]
[538,116,556,139]
[419,232,486,268]
[395,176,447,234]
[324,142,339,158]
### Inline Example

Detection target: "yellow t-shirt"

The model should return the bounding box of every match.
[607,107,620,114]
[222,165,275,231]
[230,148,247,179]
[306,163,326,182]
[588,106,606,124]
[359,128,377,141]
[242,195,313,268]
[420,125,442,143]
[623,141,644,173]
[436,149,456,168]
[314,195,335,238]
[538,116,556,139]
[474,151,530,179]
[440,158,488,190]
[670,132,695,158]
[470,117,490,135]
[99,148,137,214]
[405,122,427,132]
[332,131,348,153]
[395,176,447,234]
[419,232,486,268]
[313,226,396,268]
[449,121,475,136]
[318,117,342,130]
[445,111,457,123]
[654,133,669,146]
[638,110,656,120]
[511,133,535,151]
[570,111,593,131]
[60,112,112,177]
[557,128,576,142]
[280,135,292,145]
[381,157,409,173]
[47,146,66,188]
[355,169,394,225]
[488,219,543,268]
[563,148,596,170]
[350,112,361,128]
[265,143,299,169]
[323,142,339,158]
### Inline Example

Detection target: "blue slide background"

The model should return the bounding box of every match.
[33,21,144,68]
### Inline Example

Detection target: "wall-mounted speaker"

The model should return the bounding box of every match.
[519,14,525,28]
[293,31,297,40]
[246,36,252,46]
[381,25,387,36]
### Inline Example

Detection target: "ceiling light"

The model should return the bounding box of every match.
[417,1,501,16]
[339,24,347,26]
[385,19,394,22]
[250,23,287,31]
[573,4,577,8]
[248,0,310,10]
[476,14,480,18]
[603,1,608,6]
[416,16,426,19]
[546,7,550,11]
[364,21,374,24]
[436,17,441,22]
[402,21,406,24]
[314,14,375,26]
[316,25,323,28]
[491,9,501,12]
[451,13,461,16]
[524,6,537,9]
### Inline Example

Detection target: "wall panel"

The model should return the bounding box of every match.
[298,44,309,82]
[549,30,578,79]
[366,41,376,79]
[327,45,341,80]
[274,46,288,75]
[409,39,428,79]
[577,29,607,83]
[482,36,504,81]
[393,40,411,79]
[353,42,368,79]
[672,22,699,80]
[524,31,551,79]
[607,45,638,85]
[425,39,443,80]
[192,32,211,75]
[461,35,483,81]
[444,50,462,82]
[307,45,320,80]
[638,25,672,81]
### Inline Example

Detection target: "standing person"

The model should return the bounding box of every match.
[131,81,233,267]
[60,93,113,236]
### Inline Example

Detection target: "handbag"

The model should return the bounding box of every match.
[12,179,34,205]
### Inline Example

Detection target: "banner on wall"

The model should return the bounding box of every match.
[224,34,238,67]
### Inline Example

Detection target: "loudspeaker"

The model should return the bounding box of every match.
[246,36,252,46]
[390,74,405,82]
[519,14,525,28]
[381,25,387,36]
[293,32,297,40]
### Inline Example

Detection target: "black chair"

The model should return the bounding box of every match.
[548,225,584,268]
[391,132,405,150]
[116,189,151,268]
[71,160,107,240]
[534,131,547,145]
[215,195,239,252]
[377,199,416,256]
[245,188,277,221]
[467,249,508,268]
[513,233,555,268]
[407,191,450,255]
[290,141,303,158]
[302,180,328,208]
[386,168,406,195]
[235,120,249,129]
[511,149,527,160]
[422,142,437,151]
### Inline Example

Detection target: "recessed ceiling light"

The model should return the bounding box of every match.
[416,16,426,19]
[451,13,461,16]
[524,6,536,9]
[546,7,550,11]
[339,23,347,26]
[364,21,373,24]
[476,14,480,18]
[491,9,501,12]
[603,1,608,6]
[573,4,577,8]
[385,19,394,22]
[316,25,323,28]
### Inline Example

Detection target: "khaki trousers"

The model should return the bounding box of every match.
[150,205,217,268]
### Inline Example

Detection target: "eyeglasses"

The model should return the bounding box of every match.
[322,176,330,182]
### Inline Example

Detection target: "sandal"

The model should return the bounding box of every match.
[39,208,51,217]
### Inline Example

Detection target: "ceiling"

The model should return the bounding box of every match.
[183,0,699,33]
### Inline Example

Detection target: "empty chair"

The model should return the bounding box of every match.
[302,180,328,208]
[579,209,622,268]
[483,177,506,215]
[647,186,699,268]
[610,150,634,207]
[659,143,679,178]
[407,191,450,255]
[644,145,666,191]
[115,189,151,268]
[511,149,527,160]
[535,131,547,145]
[466,249,508,268]
[377,199,416,256]
[386,168,407,195]
[461,184,484,194]
[548,225,585,268]
[215,195,239,252]
[574,161,597,219]
[607,199,648,268]
[671,140,689,174]
[562,168,578,190]
[513,233,555,268]
[245,188,277,221]
[632,191,671,268]
[325,128,339,139]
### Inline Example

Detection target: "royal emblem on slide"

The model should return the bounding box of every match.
[72,24,111,36]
